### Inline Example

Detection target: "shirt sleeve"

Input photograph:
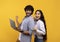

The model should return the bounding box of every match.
[36,21,46,35]
[28,18,35,35]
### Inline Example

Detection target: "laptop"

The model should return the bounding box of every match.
[9,19,23,32]
[9,19,16,28]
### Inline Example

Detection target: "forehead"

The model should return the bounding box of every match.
[36,11,40,13]
[26,9,32,11]
[25,10,32,12]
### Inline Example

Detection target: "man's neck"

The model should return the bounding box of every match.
[25,15,32,17]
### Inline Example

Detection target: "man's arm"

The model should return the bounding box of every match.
[22,31,30,35]
[21,17,34,35]
[16,16,20,26]
[15,16,29,34]
[13,16,22,32]
[22,18,35,35]
[15,16,34,35]
[14,27,23,32]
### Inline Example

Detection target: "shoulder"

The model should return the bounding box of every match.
[28,16,34,21]
[37,20,44,25]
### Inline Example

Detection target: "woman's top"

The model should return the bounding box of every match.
[34,20,46,39]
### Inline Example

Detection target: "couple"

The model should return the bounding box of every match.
[14,5,47,42]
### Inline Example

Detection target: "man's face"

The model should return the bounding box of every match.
[25,10,32,16]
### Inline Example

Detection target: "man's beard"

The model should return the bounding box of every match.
[26,13,31,17]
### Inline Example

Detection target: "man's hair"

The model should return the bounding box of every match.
[24,5,34,14]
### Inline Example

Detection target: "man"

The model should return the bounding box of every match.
[15,5,35,42]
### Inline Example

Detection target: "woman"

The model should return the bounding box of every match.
[33,10,47,42]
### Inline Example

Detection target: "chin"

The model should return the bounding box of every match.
[36,18,39,20]
[26,14,30,16]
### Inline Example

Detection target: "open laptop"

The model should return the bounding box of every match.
[9,19,16,28]
[9,19,23,32]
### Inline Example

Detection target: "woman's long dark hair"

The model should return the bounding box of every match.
[35,10,47,41]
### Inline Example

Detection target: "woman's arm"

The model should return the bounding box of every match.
[33,21,46,35]
[37,21,46,35]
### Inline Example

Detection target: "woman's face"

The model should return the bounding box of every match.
[35,11,41,20]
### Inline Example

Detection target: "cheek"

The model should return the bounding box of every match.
[38,14,41,17]
[39,15,41,18]
[37,15,40,19]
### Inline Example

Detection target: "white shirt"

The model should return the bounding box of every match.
[34,20,46,39]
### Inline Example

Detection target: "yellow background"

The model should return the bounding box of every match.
[0,0,60,42]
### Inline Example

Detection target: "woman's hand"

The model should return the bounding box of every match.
[33,28,38,32]
[33,25,38,31]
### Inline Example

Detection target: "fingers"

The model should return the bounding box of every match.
[16,16,18,19]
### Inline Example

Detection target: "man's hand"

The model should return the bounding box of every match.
[23,31,29,34]
[15,16,20,26]
[22,31,30,35]
[16,16,19,21]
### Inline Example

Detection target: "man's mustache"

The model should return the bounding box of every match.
[26,13,31,14]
